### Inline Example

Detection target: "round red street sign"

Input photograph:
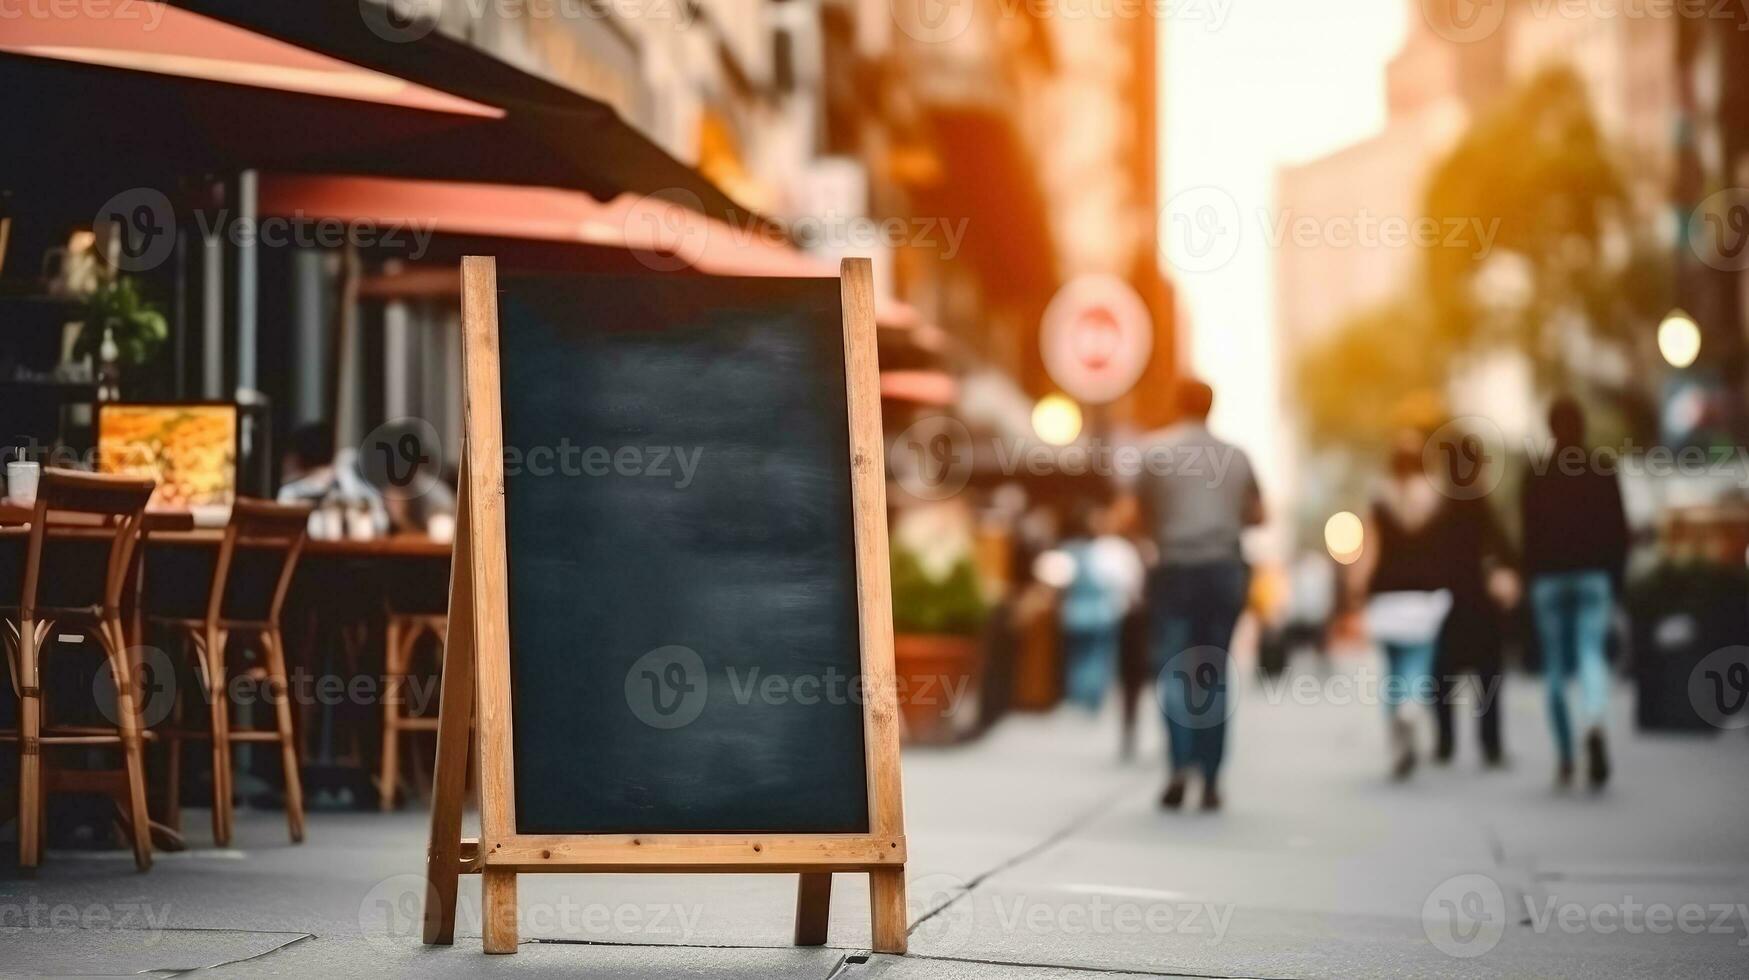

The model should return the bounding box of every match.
[1040,274,1153,405]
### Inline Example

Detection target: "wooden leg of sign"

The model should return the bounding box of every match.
[482,869,518,953]
[869,868,908,954]
[422,492,475,947]
[794,873,833,946]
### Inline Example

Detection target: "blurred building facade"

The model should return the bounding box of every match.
[407,0,1174,431]
[1675,6,1749,431]
[1273,0,1735,539]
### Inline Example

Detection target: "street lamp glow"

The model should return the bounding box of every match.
[1033,549,1076,589]
[1032,394,1083,446]
[1659,310,1701,369]
[1325,511,1365,566]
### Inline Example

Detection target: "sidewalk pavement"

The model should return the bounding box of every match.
[4,659,1748,979]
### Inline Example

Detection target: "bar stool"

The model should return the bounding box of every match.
[378,548,452,810]
[148,499,312,845]
[378,609,445,810]
[0,468,157,871]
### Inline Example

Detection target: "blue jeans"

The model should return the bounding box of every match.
[1150,561,1249,781]
[1381,641,1437,718]
[1063,626,1119,711]
[1530,570,1613,764]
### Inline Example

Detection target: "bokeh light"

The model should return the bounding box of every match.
[1324,511,1365,565]
[1658,310,1701,369]
[1032,394,1084,447]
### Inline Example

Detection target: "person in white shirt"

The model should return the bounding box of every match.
[277,423,389,537]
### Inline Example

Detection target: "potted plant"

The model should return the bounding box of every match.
[75,275,167,396]
[890,543,989,744]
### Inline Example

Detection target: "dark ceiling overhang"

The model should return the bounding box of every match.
[1,0,768,234]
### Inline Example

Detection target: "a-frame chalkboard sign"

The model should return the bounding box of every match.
[422,256,908,954]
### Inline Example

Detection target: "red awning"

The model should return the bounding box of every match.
[0,1,497,117]
[258,174,830,279]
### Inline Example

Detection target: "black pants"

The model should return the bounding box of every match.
[1434,664,1504,762]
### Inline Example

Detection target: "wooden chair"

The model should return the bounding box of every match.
[378,557,450,810]
[148,499,311,845]
[0,468,157,871]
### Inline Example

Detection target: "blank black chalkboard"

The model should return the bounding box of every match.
[495,272,871,835]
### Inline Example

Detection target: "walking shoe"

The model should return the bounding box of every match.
[1201,781,1222,812]
[1390,717,1417,782]
[1160,775,1188,811]
[1585,728,1610,790]
[1556,759,1575,789]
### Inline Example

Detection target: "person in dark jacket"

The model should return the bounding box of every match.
[1432,477,1516,768]
[1521,397,1629,791]
[1355,432,1452,781]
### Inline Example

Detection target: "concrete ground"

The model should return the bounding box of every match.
[3,659,1748,979]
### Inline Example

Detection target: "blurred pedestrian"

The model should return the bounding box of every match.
[1135,379,1263,812]
[277,422,389,536]
[1354,431,1451,781]
[1430,437,1517,768]
[1521,396,1628,790]
[1058,501,1144,714]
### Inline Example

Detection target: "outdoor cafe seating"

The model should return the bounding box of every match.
[145,499,313,848]
[0,469,158,871]
[1,464,454,871]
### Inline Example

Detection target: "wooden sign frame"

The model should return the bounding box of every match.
[423,256,908,955]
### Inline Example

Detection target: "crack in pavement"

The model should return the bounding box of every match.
[906,772,1155,938]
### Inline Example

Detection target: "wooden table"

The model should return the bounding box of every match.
[0,501,196,532]
[141,528,453,560]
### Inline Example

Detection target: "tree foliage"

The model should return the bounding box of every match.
[1292,66,1671,454]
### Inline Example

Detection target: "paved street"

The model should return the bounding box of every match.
[5,658,1749,979]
